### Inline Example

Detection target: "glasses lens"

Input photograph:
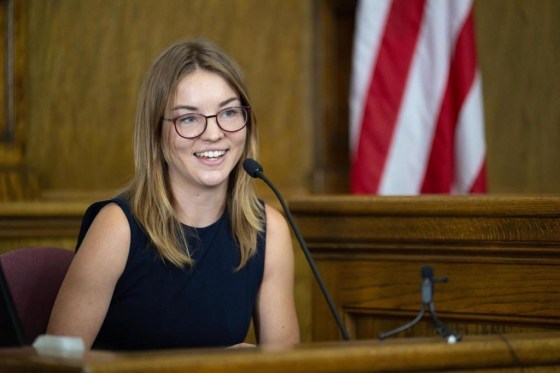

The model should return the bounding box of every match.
[217,107,248,132]
[174,113,206,138]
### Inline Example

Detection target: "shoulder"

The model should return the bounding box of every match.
[83,202,130,247]
[77,197,134,249]
[89,203,130,237]
[264,204,290,237]
[263,204,292,261]
[79,201,130,247]
[74,202,130,276]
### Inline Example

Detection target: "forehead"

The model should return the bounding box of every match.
[171,69,239,107]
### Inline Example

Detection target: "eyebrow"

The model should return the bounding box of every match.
[171,97,240,112]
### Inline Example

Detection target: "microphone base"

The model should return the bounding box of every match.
[378,302,462,342]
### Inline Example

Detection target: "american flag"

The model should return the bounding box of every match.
[349,0,487,195]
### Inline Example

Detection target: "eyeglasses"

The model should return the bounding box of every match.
[163,106,250,139]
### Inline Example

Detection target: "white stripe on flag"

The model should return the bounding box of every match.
[379,0,472,194]
[350,0,486,195]
[349,0,391,157]
[453,72,486,194]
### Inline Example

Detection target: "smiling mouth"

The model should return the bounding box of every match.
[194,150,227,159]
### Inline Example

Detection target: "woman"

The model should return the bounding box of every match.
[47,39,300,350]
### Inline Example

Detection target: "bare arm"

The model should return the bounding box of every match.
[253,204,300,346]
[47,204,130,349]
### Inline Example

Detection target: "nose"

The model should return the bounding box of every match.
[201,115,224,140]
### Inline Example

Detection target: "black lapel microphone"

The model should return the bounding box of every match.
[243,158,351,341]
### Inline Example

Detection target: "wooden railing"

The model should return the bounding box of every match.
[3,194,560,344]
[1,332,560,372]
[289,195,560,341]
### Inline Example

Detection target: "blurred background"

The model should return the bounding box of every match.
[0,0,559,342]
[1,0,559,201]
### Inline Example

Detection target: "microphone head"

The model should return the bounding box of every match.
[421,265,433,279]
[243,158,263,178]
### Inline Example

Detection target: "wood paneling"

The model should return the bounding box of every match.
[290,195,560,341]
[310,0,355,193]
[0,1,6,135]
[1,0,560,196]
[22,0,313,196]
[0,0,35,201]
[474,0,560,193]
[0,201,88,254]
[2,332,560,372]
[0,0,25,144]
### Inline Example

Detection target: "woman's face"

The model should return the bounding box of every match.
[162,69,247,195]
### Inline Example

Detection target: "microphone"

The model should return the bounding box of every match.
[420,266,459,342]
[378,265,461,343]
[421,265,434,305]
[243,158,263,178]
[243,158,351,341]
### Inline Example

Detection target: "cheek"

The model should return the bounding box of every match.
[230,136,247,163]
[161,124,181,164]
[234,129,248,152]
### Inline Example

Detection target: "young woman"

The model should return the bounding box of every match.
[47,39,300,350]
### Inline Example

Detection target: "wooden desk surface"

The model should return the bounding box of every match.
[1,332,560,372]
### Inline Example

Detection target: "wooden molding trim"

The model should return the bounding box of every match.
[1,332,560,372]
[0,201,88,240]
[290,195,560,341]
[290,195,560,258]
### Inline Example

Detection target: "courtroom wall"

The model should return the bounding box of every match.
[311,0,560,194]
[22,0,314,199]
[474,0,560,193]
[0,0,559,198]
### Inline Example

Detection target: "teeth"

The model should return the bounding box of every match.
[195,150,226,158]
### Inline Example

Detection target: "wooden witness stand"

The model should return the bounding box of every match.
[289,195,560,341]
[1,194,560,371]
[0,332,560,372]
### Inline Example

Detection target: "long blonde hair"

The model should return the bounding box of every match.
[126,39,263,269]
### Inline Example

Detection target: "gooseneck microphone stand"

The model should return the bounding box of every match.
[378,266,462,343]
[243,158,351,341]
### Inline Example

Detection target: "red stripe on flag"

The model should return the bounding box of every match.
[470,160,487,193]
[350,0,426,194]
[420,8,477,193]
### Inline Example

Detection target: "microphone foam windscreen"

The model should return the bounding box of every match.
[243,158,263,178]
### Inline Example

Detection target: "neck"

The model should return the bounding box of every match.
[172,186,228,228]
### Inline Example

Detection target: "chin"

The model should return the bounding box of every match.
[198,173,229,188]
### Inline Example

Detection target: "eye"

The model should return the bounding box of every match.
[219,107,241,120]
[177,114,201,125]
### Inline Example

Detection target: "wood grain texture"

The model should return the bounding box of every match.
[0,1,6,133]
[1,1,560,196]
[290,195,560,342]
[2,0,560,196]
[0,201,88,254]
[474,0,560,193]
[311,0,355,193]
[23,0,313,195]
[0,0,35,201]
[0,0,26,144]
[1,332,560,372]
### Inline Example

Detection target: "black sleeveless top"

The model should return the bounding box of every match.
[76,196,266,351]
